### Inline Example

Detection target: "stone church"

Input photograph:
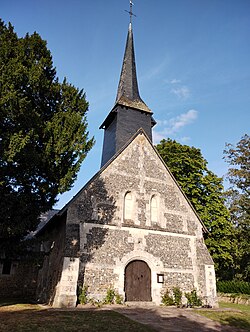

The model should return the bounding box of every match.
[24,21,217,307]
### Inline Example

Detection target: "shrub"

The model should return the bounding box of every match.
[217,280,250,295]
[103,288,116,304]
[161,289,174,306]
[115,293,124,305]
[103,288,124,305]
[173,287,182,306]
[78,285,88,305]
[185,289,202,307]
[88,297,102,307]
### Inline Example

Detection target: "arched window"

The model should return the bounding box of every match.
[124,192,133,220]
[150,195,157,223]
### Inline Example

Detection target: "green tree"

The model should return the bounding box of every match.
[224,134,250,281]
[156,138,236,279]
[0,20,94,252]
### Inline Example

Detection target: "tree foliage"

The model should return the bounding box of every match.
[224,134,250,281]
[0,20,94,251]
[156,138,236,279]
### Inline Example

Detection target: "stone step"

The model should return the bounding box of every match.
[125,301,157,308]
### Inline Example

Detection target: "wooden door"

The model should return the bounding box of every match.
[125,260,151,301]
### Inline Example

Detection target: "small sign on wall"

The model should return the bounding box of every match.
[157,273,164,283]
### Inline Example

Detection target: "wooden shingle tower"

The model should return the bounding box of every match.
[100,21,156,167]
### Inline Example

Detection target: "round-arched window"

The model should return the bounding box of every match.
[124,192,133,220]
[150,195,157,223]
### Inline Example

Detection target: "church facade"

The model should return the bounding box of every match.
[35,22,217,308]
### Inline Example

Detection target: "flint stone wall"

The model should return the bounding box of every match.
[77,222,213,304]
[163,272,194,292]
[145,234,193,269]
[0,260,38,299]
[55,132,217,306]
[36,214,66,304]
[73,134,203,237]
[83,267,119,300]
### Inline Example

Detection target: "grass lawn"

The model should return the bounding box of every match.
[0,301,156,332]
[1,300,250,332]
[195,301,250,331]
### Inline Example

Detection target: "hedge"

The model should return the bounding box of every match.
[217,280,250,295]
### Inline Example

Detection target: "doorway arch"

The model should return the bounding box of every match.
[124,260,152,301]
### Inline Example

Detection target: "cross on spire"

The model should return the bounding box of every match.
[125,0,136,24]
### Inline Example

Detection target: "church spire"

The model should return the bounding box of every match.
[99,2,156,167]
[115,22,151,113]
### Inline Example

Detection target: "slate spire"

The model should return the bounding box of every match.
[100,17,156,168]
[115,23,151,113]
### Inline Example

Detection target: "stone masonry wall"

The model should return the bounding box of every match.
[74,133,204,238]
[78,223,199,304]
[145,234,193,269]
[81,227,134,264]
[0,260,38,299]
[83,267,119,300]
[163,272,194,293]
[36,214,66,304]
[59,132,217,306]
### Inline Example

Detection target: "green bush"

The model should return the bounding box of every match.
[78,285,88,305]
[185,289,202,307]
[173,287,182,306]
[103,288,116,304]
[115,293,124,305]
[217,281,250,295]
[103,288,124,305]
[161,289,174,306]
[88,297,102,307]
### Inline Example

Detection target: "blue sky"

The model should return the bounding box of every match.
[2,0,250,209]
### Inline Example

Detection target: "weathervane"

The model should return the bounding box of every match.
[125,0,136,24]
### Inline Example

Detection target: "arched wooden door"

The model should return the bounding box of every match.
[125,260,152,301]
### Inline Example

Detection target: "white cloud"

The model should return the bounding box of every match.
[153,110,198,143]
[171,86,190,99]
[179,136,191,143]
[155,118,171,126]
[141,58,168,82]
[170,78,181,84]
[168,109,198,133]
[152,131,166,143]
